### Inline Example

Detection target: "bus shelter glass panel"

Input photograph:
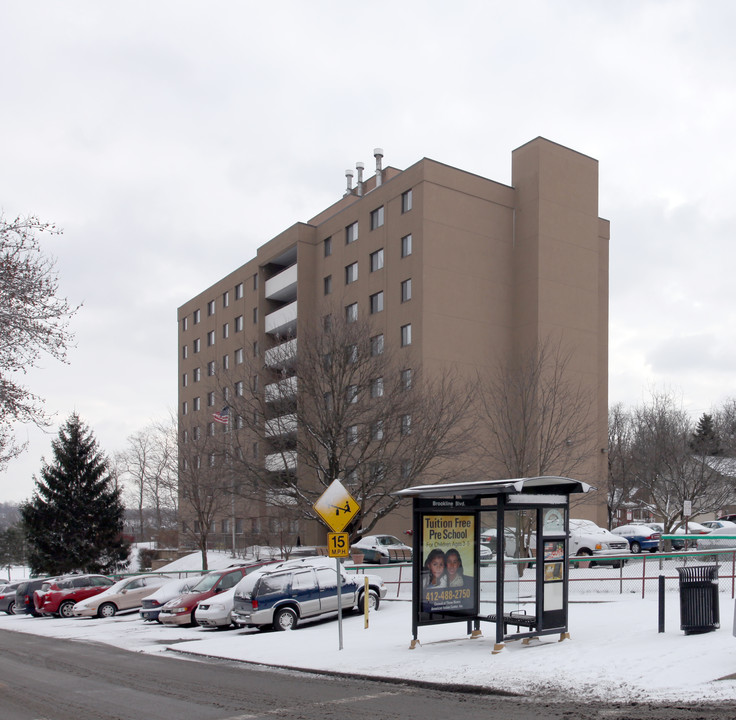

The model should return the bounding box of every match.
[503,509,537,621]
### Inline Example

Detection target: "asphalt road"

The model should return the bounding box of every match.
[0,630,733,720]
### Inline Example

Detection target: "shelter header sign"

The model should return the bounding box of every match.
[313,479,360,533]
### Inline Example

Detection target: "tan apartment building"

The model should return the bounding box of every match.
[177,137,610,551]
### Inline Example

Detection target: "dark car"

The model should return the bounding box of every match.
[15,577,62,616]
[35,575,114,617]
[0,581,24,614]
[231,557,386,631]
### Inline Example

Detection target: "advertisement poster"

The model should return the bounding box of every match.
[420,514,475,615]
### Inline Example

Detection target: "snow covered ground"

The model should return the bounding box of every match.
[2,565,735,704]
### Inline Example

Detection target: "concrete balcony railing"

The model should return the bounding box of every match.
[265,450,297,472]
[264,338,297,369]
[265,375,297,403]
[264,413,297,438]
[265,263,297,302]
[265,300,297,337]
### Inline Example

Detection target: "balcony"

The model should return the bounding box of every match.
[265,300,297,337]
[265,263,297,302]
[264,338,297,369]
[264,414,297,440]
[265,451,297,472]
[265,375,297,403]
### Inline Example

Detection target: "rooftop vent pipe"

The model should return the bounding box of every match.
[356,162,365,196]
[345,168,354,196]
[374,148,384,187]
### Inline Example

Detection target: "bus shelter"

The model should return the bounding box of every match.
[395,476,593,652]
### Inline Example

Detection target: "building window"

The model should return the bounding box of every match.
[370,206,384,230]
[207,330,215,346]
[251,375,259,392]
[324,236,332,256]
[345,262,358,284]
[235,381,244,396]
[401,368,413,390]
[252,442,259,459]
[209,453,216,468]
[401,459,412,478]
[221,519,229,534]
[369,291,384,314]
[323,314,332,332]
[346,303,358,323]
[324,275,332,295]
[182,345,188,360]
[346,385,358,404]
[182,316,188,332]
[372,420,384,441]
[235,282,244,300]
[370,248,384,272]
[401,278,412,303]
[208,421,215,436]
[207,391,215,407]
[345,221,358,244]
[222,354,229,370]
[207,361,215,376]
[235,348,243,364]
[193,397,201,411]
[401,233,412,258]
[235,315,244,332]
[223,291,230,308]
[253,340,259,357]
[222,323,229,339]
[193,367,201,382]
[253,273,259,290]
[193,426,201,440]
[370,334,384,356]
[193,309,201,324]
[235,518,244,534]
[193,338,201,353]
[346,344,358,364]
[401,323,412,346]
[346,425,358,444]
[208,300,216,316]
[370,377,384,398]
[253,307,258,324]
[182,400,188,415]
[223,387,230,402]
[182,373,188,388]
[401,189,413,213]
[401,414,411,435]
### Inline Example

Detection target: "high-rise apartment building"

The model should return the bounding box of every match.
[177,137,609,550]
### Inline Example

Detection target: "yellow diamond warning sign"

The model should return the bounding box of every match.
[313,479,360,533]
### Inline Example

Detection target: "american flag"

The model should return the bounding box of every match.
[212,406,230,424]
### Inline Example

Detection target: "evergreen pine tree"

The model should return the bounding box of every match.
[20,413,129,575]
[690,412,722,456]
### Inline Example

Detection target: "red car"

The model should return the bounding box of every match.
[34,574,114,617]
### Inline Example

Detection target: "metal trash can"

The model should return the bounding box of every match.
[677,565,720,635]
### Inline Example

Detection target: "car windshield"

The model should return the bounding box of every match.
[191,573,222,592]
[377,536,401,546]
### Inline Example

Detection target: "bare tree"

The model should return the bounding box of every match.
[221,313,474,542]
[0,215,79,468]
[476,336,597,480]
[177,420,234,570]
[116,418,178,539]
[607,403,639,528]
[629,391,732,547]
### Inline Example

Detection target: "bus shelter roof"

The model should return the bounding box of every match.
[394,475,593,499]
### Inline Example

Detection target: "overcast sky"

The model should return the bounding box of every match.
[2,1,736,504]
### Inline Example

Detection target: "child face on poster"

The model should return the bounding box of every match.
[426,549,445,585]
[445,549,462,582]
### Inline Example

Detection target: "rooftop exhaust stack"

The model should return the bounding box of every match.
[356,162,365,196]
[345,168,354,196]
[374,148,384,187]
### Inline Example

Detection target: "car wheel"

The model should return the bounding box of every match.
[358,589,380,612]
[630,541,641,554]
[58,601,75,618]
[98,602,117,618]
[273,606,298,631]
[6,600,15,615]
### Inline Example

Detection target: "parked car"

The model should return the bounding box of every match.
[351,535,412,563]
[15,577,61,616]
[139,575,204,622]
[231,556,387,631]
[195,586,237,629]
[646,523,686,550]
[158,564,270,626]
[480,528,519,557]
[569,519,631,566]
[0,581,24,614]
[35,575,114,617]
[72,575,171,618]
[717,514,736,522]
[696,526,736,552]
[611,524,661,553]
[701,519,736,531]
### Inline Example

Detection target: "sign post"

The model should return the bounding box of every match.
[313,479,360,650]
